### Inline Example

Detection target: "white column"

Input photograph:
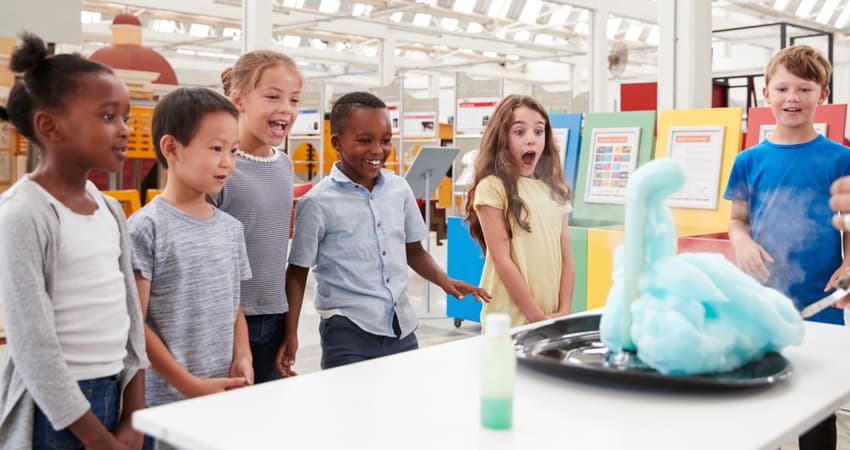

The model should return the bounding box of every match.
[589,5,609,112]
[428,73,440,98]
[379,37,396,87]
[657,0,712,110]
[242,0,273,53]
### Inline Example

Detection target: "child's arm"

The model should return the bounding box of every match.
[112,370,145,449]
[135,272,248,398]
[557,214,575,315]
[406,242,491,302]
[728,199,774,282]
[230,305,254,385]
[477,205,546,322]
[276,264,309,377]
[825,228,850,292]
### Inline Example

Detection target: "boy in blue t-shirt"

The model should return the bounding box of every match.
[284,92,489,371]
[725,45,850,450]
[725,45,850,327]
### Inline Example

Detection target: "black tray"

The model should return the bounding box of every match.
[512,314,792,389]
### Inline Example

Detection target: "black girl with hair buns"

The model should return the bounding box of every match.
[0,32,149,449]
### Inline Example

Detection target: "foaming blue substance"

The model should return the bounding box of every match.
[599,160,804,375]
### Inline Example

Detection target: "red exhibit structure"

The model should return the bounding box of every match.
[745,104,848,149]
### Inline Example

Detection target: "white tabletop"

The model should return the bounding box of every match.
[134,320,850,450]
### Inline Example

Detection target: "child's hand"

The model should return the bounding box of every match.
[84,433,131,450]
[230,357,254,386]
[544,311,568,320]
[112,417,144,450]
[825,264,850,292]
[275,333,299,377]
[187,376,249,397]
[443,278,491,303]
[732,238,773,282]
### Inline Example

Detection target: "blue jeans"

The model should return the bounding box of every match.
[33,373,121,450]
[319,314,418,369]
[246,313,286,383]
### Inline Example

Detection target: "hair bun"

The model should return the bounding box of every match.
[9,32,49,74]
[220,67,233,96]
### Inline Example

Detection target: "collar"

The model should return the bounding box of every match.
[329,161,387,189]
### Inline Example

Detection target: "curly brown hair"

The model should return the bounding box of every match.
[464,94,571,252]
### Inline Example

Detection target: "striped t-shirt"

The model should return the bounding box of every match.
[212,149,294,316]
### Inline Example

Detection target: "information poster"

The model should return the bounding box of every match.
[456,98,498,136]
[387,102,400,135]
[403,111,437,139]
[759,123,827,142]
[666,126,726,210]
[583,127,641,205]
[291,109,321,136]
[552,128,569,171]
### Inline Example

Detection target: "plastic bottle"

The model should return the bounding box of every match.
[480,313,516,430]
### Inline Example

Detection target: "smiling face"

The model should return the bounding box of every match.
[165,111,240,196]
[507,106,547,178]
[763,64,828,134]
[232,64,301,152]
[331,106,392,191]
[55,72,130,173]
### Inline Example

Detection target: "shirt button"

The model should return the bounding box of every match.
[386,277,390,283]
[377,222,382,228]
[382,251,387,256]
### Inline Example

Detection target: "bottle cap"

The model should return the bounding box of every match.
[484,313,511,337]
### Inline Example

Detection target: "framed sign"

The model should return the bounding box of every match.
[291,109,322,136]
[666,125,726,210]
[402,111,437,139]
[759,123,827,142]
[456,98,498,136]
[583,127,641,205]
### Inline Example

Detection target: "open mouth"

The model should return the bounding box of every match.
[214,174,229,183]
[783,107,802,113]
[268,120,289,137]
[521,151,536,165]
[365,159,384,168]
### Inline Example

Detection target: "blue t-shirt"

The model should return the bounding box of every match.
[724,134,850,324]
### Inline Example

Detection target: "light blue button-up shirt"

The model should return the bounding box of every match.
[288,162,428,338]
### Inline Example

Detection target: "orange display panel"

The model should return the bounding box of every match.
[126,105,156,159]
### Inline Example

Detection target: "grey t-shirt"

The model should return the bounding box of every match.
[212,150,293,316]
[128,197,251,407]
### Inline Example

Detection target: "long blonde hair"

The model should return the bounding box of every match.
[221,50,303,97]
[464,94,571,252]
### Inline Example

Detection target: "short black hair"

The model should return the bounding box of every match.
[0,32,114,146]
[330,91,386,135]
[152,87,239,168]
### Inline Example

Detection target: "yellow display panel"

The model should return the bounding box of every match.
[654,107,743,234]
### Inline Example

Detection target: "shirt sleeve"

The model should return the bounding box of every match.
[0,203,90,429]
[235,223,252,281]
[402,185,429,244]
[128,214,155,280]
[474,176,507,210]
[723,152,750,201]
[288,195,324,268]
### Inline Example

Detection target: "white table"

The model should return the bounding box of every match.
[134,320,850,450]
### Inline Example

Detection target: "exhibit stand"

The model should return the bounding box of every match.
[288,82,325,182]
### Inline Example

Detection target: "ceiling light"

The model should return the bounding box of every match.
[467,22,483,33]
[441,18,459,31]
[487,0,510,19]
[189,24,210,37]
[319,0,340,13]
[533,34,553,45]
[574,22,588,35]
[646,26,659,45]
[223,27,241,40]
[518,0,542,24]
[815,0,839,23]
[836,4,850,28]
[795,0,816,18]
[154,19,176,33]
[391,12,403,23]
[80,11,101,24]
[352,3,371,16]
[506,54,520,61]
[607,17,622,39]
[311,38,327,49]
[413,13,432,27]
[483,51,498,58]
[282,35,301,48]
[335,42,346,51]
[496,31,507,39]
[453,0,475,14]
[282,0,305,7]
[364,46,378,56]
[624,23,643,41]
[548,6,572,25]
[773,0,789,11]
[514,30,530,41]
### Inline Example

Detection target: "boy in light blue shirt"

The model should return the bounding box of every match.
[284,92,489,370]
